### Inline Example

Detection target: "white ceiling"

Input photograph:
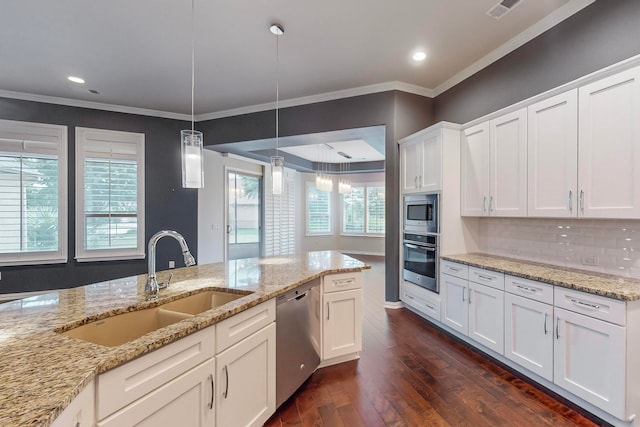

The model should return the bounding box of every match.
[280,140,385,163]
[0,0,591,119]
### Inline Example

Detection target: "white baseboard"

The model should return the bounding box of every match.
[384,301,404,309]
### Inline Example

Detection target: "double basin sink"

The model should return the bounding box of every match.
[59,290,250,347]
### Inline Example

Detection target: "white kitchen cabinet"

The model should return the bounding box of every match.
[554,307,626,418]
[51,381,95,427]
[578,65,640,219]
[468,281,504,354]
[401,280,441,321]
[216,322,276,427]
[504,293,553,381]
[399,128,442,193]
[441,272,469,335]
[527,90,578,217]
[99,359,215,427]
[461,109,527,217]
[322,271,362,361]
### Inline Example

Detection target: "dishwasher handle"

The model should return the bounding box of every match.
[286,290,310,303]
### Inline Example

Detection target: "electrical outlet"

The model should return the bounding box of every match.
[169,260,175,269]
[582,256,600,266]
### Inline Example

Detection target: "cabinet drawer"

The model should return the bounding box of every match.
[97,326,215,420]
[505,275,553,305]
[402,281,441,322]
[440,260,468,279]
[469,266,504,290]
[554,288,626,326]
[216,298,276,353]
[323,272,362,293]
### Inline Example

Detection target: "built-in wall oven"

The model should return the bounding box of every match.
[404,193,438,234]
[403,233,438,293]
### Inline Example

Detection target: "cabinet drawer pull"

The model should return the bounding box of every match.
[477,274,494,281]
[448,266,461,272]
[406,294,414,300]
[544,313,548,335]
[223,365,229,399]
[425,303,435,310]
[515,284,537,293]
[333,278,354,286]
[208,374,215,409]
[570,298,600,310]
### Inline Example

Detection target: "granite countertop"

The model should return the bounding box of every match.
[441,253,640,301]
[0,251,369,427]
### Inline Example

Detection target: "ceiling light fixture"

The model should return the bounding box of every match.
[316,144,333,192]
[181,0,204,189]
[412,51,427,62]
[67,76,85,84]
[270,23,285,195]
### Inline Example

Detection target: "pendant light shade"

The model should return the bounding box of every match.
[181,129,204,188]
[271,155,284,195]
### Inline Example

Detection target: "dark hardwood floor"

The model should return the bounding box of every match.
[265,255,607,427]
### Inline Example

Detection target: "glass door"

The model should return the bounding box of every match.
[227,171,262,260]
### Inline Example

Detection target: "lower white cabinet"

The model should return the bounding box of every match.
[401,280,441,321]
[441,273,468,335]
[504,292,553,381]
[51,381,95,427]
[468,281,504,354]
[98,359,216,427]
[322,272,363,362]
[216,322,276,427]
[554,307,626,419]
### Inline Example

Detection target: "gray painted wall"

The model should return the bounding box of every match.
[0,97,195,293]
[434,0,640,124]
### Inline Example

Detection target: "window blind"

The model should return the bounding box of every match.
[307,184,331,234]
[264,167,296,256]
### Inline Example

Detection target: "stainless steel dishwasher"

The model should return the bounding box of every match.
[276,277,321,408]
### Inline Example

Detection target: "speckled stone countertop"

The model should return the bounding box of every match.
[0,251,369,427]
[441,253,640,301]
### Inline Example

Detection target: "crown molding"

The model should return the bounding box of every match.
[432,0,595,97]
[0,89,192,121]
[195,81,435,121]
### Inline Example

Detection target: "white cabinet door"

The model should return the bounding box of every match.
[51,381,94,427]
[553,307,626,418]
[419,131,442,192]
[489,108,527,217]
[400,139,421,193]
[441,273,469,334]
[578,66,640,218]
[528,90,578,217]
[216,322,276,427]
[468,281,504,354]
[98,359,216,427]
[323,289,363,359]
[504,293,553,381]
[461,122,490,216]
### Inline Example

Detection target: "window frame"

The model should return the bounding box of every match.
[0,119,68,266]
[341,182,385,237]
[305,181,332,236]
[75,127,145,262]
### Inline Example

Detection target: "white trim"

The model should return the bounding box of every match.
[398,121,463,144]
[221,152,270,167]
[384,301,404,309]
[195,81,434,121]
[433,0,595,96]
[0,90,192,121]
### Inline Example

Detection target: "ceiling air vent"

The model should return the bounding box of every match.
[486,0,522,19]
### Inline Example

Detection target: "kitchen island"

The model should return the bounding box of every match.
[0,251,369,427]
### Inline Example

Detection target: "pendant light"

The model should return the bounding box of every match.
[270,23,284,195]
[181,0,204,188]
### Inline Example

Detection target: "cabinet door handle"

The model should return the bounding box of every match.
[208,374,215,409]
[327,302,330,320]
[415,176,418,188]
[483,196,487,213]
[419,175,422,188]
[544,313,548,335]
[579,190,585,213]
[468,289,472,304]
[568,190,573,212]
[570,298,600,310]
[489,196,494,213]
[555,317,560,339]
[462,287,466,302]
[223,366,229,399]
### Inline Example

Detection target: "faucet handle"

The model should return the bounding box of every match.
[158,272,174,290]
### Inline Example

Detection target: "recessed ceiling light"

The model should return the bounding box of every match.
[412,51,427,62]
[68,76,85,84]
[269,24,284,36]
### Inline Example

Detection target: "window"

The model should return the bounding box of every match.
[342,183,385,235]
[0,119,68,266]
[306,182,331,235]
[76,128,145,261]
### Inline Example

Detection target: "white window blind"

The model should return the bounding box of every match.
[342,183,385,236]
[306,183,331,235]
[0,119,67,266]
[264,166,296,256]
[76,128,145,261]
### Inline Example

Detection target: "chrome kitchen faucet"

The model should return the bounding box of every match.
[145,230,196,299]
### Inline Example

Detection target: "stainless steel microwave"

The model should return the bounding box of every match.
[403,193,438,234]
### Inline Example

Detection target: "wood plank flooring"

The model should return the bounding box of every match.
[264,255,608,427]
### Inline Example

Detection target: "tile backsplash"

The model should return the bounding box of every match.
[477,218,640,279]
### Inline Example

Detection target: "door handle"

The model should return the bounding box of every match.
[223,365,229,398]
[555,317,560,339]
[489,196,494,213]
[483,196,487,213]
[226,224,232,234]
[544,313,548,335]
[579,190,585,213]
[568,190,573,212]
[208,374,214,409]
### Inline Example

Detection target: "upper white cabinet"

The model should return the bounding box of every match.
[578,66,640,218]
[461,109,527,217]
[400,128,442,193]
[527,90,578,217]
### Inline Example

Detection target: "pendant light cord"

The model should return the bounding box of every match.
[191,0,195,133]
[275,29,280,156]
